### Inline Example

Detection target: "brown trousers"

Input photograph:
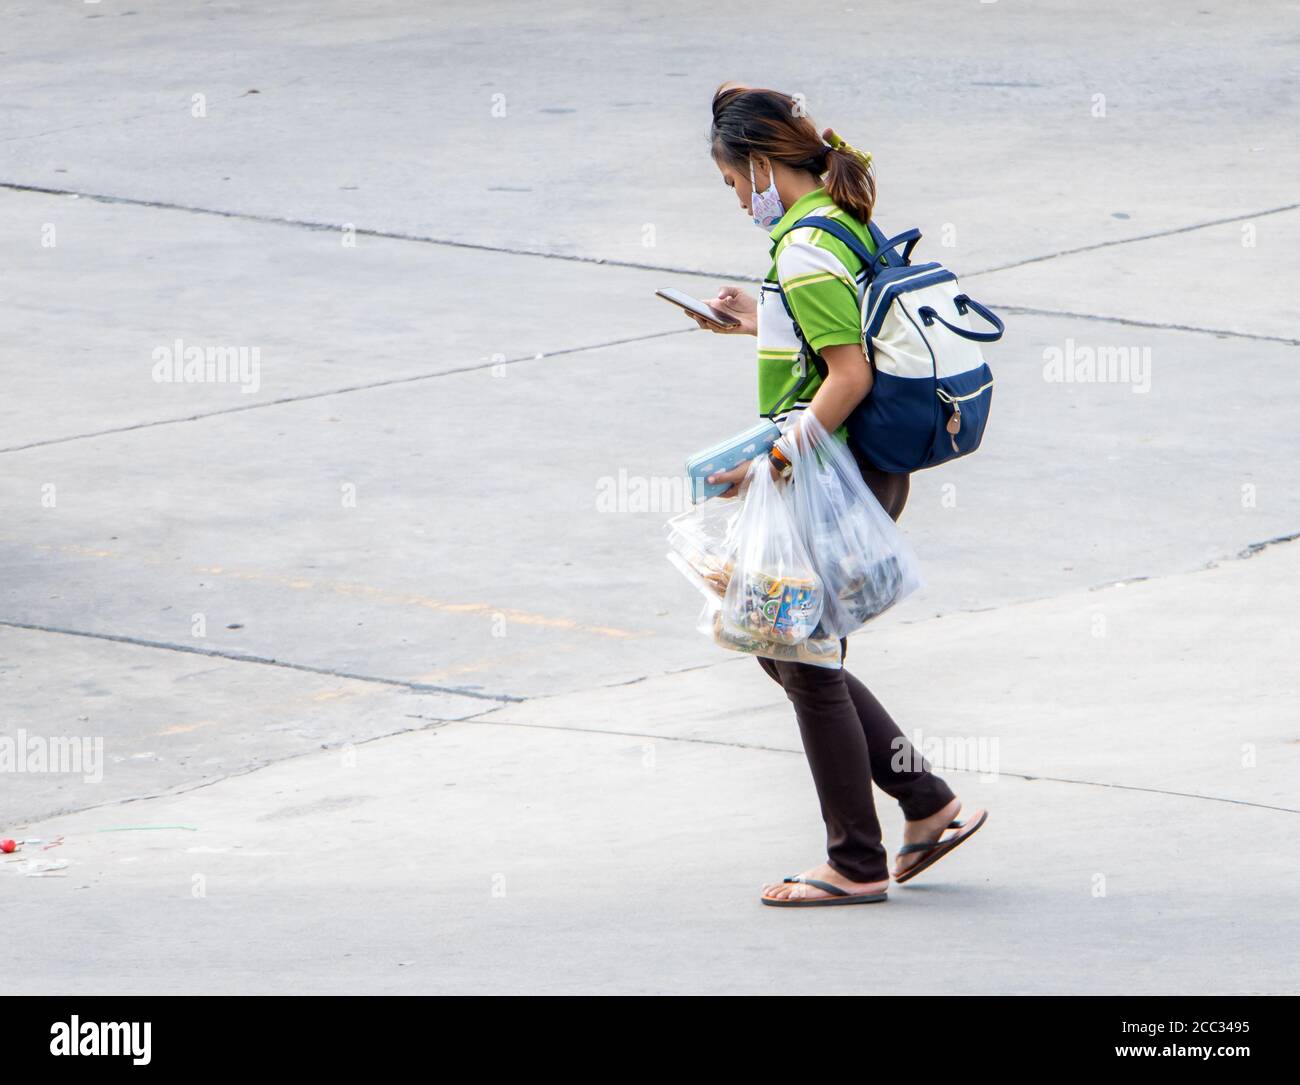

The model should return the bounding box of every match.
[756,450,954,883]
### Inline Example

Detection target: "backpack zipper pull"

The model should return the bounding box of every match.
[946,402,961,451]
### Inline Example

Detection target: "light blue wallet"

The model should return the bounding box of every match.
[685,420,783,503]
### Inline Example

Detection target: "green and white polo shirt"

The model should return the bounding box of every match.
[756,187,877,437]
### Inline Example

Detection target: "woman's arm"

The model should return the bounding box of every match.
[771,234,874,440]
[804,341,873,435]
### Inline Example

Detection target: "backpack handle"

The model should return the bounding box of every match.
[869,228,922,270]
[917,295,1005,343]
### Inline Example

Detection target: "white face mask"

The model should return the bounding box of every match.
[749,157,785,230]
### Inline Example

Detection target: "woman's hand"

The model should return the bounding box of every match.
[685,285,758,336]
[707,454,780,499]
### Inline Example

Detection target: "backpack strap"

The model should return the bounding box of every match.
[793,215,880,276]
[766,213,914,420]
[792,216,921,277]
[763,286,828,422]
[762,365,820,422]
[866,221,898,266]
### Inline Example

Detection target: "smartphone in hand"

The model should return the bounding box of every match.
[655,288,741,329]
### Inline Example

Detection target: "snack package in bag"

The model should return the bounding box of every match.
[785,411,923,640]
[664,474,841,669]
[721,456,824,646]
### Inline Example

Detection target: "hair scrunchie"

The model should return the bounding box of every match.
[825,130,872,169]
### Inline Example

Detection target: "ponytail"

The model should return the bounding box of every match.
[820,126,876,224]
[710,84,877,224]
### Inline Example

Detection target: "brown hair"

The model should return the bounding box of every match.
[710,83,876,223]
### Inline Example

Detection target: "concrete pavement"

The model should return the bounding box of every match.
[5,541,1297,994]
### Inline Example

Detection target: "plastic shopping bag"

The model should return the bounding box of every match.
[784,411,923,640]
[664,467,841,669]
[665,495,742,599]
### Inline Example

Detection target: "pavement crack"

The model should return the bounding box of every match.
[0,618,526,703]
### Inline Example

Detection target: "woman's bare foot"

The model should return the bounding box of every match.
[761,861,889,903]
[893,797,963,880]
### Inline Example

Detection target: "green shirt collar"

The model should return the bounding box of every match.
[768,187,836,256]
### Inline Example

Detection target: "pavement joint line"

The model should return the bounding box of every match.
[4,520,1289,722]
[961,201,1300,278]
[457,717,1300,815]
[1236,530,1300,559]
[0,326,695,455]
[517,525,1300,699]
[5,181,1294,283]
[0,524,1292,714]
[15,699,1294,832]
[7,706,502,829]
[0,618,526,703]
[1,287,1282,456]
[984,304,1300,347]
[3,181,1293,349]
[0,180,752,280]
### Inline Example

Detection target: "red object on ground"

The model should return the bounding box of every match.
[0,839,16,854]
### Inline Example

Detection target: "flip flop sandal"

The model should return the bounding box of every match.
[893,809,988,885]
[760,876,888,908]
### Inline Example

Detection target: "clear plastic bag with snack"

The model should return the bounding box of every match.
[665,458,841,669]
[784,411,923,640]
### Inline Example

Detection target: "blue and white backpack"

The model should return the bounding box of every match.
[775,217,1003,474]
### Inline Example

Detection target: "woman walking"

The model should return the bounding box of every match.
[687,84,987,907]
